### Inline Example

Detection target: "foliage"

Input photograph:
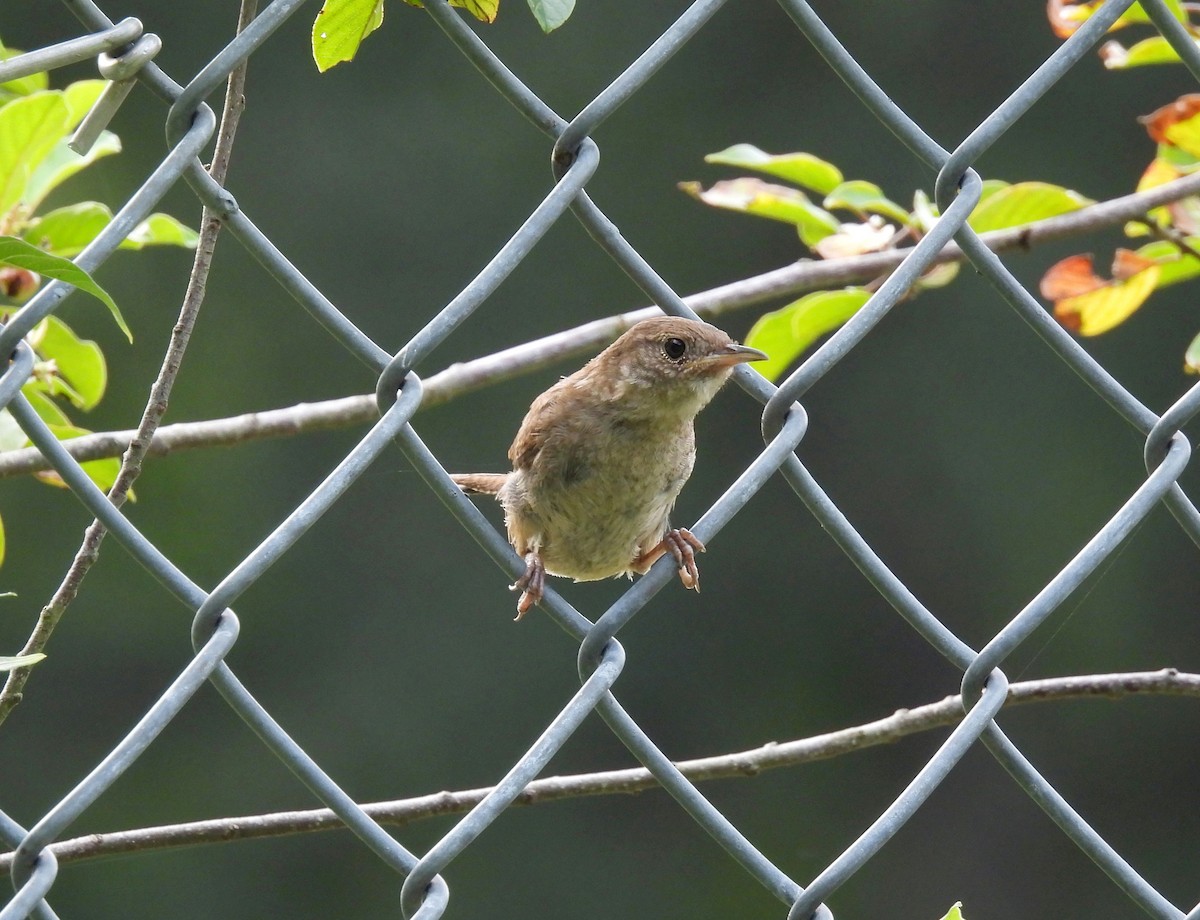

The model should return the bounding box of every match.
[0,47,199,564]
[311,0,574,70]
[1042,3,1200,370]
[683,145,1092,381]
[682,2,1200,381]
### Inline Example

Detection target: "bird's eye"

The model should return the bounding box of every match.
[662,337,687,361]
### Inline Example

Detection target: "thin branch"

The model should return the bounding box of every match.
[0,668,1193,874]
[0,0,259,727]
[4,167,1200,480]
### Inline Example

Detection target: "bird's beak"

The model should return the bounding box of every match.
[709,342,768,368]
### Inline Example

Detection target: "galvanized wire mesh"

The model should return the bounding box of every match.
[2,0,1199,917]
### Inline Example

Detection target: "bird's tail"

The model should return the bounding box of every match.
[450,473,508,495]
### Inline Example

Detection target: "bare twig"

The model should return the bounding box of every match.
[0,668,1193,874]
[4,167,1200,481]
[0,0,259,727]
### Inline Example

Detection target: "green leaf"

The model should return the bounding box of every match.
[823,179,911,225]
[61,80,106,126]
[745,288,871,382]
[1185,330,1200,373]
[968,181,1092,232]
[123,213,200,250]
[455,0,500,23]
[21,385,73,427]
[704,145,843,195]
[28,315,106,409]
[1102,35,1190,69]
[1134,237,1200,288]
[528,0,574,31]
[23,203,199,257]
[680,178,840,247]
[0,45,49,97]
[0,91,72,212]
[22,201,111,257]
[0,653,44,671]
[36,423,123,494]
[24,131,121,213]
[937,903,964,920]
[0,236,130,341]
[312,0,385,72]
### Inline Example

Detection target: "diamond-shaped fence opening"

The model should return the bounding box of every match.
[2,0,1200,917]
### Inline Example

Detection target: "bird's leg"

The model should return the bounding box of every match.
[509,551,546,620]
[635,528,706,592]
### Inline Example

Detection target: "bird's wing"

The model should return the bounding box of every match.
[507,383,565,472]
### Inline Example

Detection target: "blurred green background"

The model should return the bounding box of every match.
[3,1,1200,918]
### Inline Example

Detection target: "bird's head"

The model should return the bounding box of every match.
[597,316,767,416]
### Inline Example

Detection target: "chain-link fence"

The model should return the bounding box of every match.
[2,0,1199,917]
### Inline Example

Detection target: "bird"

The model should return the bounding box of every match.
[451,316,767,619]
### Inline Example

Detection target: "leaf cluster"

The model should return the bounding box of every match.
[683,145,1093,381]
[310,0,577,72]
[0,43,199,568]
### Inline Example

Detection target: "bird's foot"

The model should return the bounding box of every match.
[637,528,706,592]
[509,551,545,620]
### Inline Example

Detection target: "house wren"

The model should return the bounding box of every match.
[452,316,767,619]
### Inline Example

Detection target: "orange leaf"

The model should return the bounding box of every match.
[1140,94,1200,145]
[1049,252,1160,336]
[1112,247,1157,279]
[1040,253,1105,299]
[1047,0,1093,39]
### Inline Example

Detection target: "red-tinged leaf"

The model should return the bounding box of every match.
[1140,95,1200,157]
[1049,250,1160,336]
[1040,253,1106,300]
[1101,36,1187,69]
[1048,0,1185,38]
[679,178,840,247]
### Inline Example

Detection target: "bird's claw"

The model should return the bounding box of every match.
[664,527,705,592]
[509,552,545,620]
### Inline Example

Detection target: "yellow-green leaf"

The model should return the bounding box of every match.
[704,145,843,195]
[22,201,111,257]
[968,181,1092,232]
[455,0,500,22]
[123,213,200,250]
[22,385,72,426]
[0,235,130,341]
[312,0,385,72]
[35,423,124,494]
[746,288,871,382]
[27,314,106,409]
[1101,35,1191,69]
[0,44,49,97]
[0,90,71,212]
[937,902,965,920]
[60,80,106,127]
[1130,237,1200,288]
[823,180,911,225]
[24,131,121,212]
[680,178,840,247]
[1055,263,1159,336]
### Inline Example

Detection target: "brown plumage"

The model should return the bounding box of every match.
[452,316,766,618]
